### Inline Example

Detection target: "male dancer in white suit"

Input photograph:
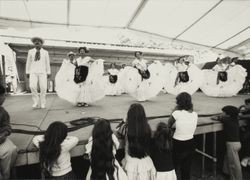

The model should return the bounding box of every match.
[26,37,51,109]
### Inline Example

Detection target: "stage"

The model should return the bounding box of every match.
[4,92,247,167]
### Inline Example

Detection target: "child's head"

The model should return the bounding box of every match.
[0,84,6,106]
[92,119,112,141]
[91,119,115,180]
[39,121,68,173]
[245,99,250,110]
[154,122,172,151]
[121,64,126,68]
[127,103,147,125]
[216,57,222,65]
[176,92,193,111]
[222,105,239,119]
[127,103,151,158]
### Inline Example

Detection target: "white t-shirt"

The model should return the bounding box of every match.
[172,110,198,141]
[32,135,79,177]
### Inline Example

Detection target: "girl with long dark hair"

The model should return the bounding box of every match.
[150,122,177,180]
[85,119,127,180]
[168,92,198,180]
[116,103,156,180]
[32,121,78,179]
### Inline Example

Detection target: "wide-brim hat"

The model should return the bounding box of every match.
[67,51,76,57]
[78,47,89,53]
[31,37,44,44]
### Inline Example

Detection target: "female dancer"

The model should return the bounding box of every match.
[163,56,204,95]
[123,51,165,101]
[75,47,106,106]
[201,56,247,97]
[55,51,81,104]
[104,63,122,96]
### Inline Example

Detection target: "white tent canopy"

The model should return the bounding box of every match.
[0,0,249,58]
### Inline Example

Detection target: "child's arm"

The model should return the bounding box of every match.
[32,135,45,148]
[239,113,250,120]
[211,114,224,121]
[61,136,79,152]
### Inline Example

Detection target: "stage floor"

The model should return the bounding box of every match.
[4,92,248,166]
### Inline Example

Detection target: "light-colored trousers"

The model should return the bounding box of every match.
[30,73,47,106]
[0,138,18,180]
[223,142,242,180]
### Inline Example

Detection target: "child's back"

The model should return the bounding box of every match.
[0,85,18,179]
[150,122,176,180]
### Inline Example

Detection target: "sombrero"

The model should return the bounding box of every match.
[31,37,44,44]
[67,51,76,56]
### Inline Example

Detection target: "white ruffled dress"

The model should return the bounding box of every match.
[76,57,106,104]
[122,154,156,180]
[104,68,123,96]
[55,57,106,104]
[162,63,204,95]
[122,59,165,101]
[55,59,81,104]
[200,63,247,97]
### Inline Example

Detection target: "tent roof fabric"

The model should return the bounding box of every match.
[0,0,249,57]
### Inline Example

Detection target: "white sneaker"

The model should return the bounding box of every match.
[41,105,46,109]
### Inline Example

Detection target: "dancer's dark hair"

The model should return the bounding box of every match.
[39,121,67,175]
[91,119,117,180]
[78,46,89,53]
[134,51,143,57]
[127,103,151,158]
[175,92,193,112]
[153,122,172,152]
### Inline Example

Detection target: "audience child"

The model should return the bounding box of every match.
[116,103,156,180]
[168,92,198,180]
[32,121,78,179]
[150,122,177,180]
[212,105,242,180]
[0,84,18,179]
[239,99,250,160]
[85,119,127,180]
